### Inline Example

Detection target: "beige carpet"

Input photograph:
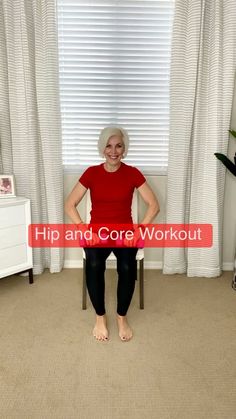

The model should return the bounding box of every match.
[0,269,236,419]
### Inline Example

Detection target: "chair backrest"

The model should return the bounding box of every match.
[85,190,139,223]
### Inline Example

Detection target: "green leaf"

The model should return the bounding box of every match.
[229,129,236,139]
[214,153,236,176]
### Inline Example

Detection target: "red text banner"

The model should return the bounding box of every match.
[28,224,213,248]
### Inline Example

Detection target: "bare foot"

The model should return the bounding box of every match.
[117,315,133,341]
[93,315,109,341]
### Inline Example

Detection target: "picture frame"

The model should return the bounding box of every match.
[0,174,16,198]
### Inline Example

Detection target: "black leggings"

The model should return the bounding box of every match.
[84,247,138,316]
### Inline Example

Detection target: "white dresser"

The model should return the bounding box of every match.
[0,197,33,283]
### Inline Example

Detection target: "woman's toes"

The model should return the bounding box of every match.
[117,317,133,342]
[93,326,109,341]
[92,315,109,341]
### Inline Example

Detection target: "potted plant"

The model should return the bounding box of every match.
[215,129,236,289]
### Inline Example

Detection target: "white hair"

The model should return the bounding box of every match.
[98,126,130,158]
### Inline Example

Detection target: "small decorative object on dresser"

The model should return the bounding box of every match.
[0,197,33,284]
[0,174,16,198]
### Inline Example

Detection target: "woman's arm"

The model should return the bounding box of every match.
[64,181,87,225]
[65,182,100,246]
[124,182,159,247]
[137,182,160,224]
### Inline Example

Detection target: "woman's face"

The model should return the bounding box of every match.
[104,135,125,168]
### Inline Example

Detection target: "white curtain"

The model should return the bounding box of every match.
[0,0,64,274]
[163,0,236,277]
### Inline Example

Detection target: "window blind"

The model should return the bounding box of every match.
[57,0,174,174]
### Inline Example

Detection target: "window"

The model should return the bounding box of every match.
[57,0,174,174]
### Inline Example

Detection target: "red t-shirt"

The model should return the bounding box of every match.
[79,162,146,224]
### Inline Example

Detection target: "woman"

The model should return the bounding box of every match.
[65,127,159,342]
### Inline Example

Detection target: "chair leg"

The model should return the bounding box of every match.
[139,259,144,309]
[82,258,87,309]
[28,268,34,284]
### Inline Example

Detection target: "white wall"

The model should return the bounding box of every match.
[64,93,236,270]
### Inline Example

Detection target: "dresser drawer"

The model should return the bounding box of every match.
[0,225,26,250]
[0,244,28,270]
[0,204,25,228]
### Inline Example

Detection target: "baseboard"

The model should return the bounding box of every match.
[64,260,84,269]
[222,262,235,271]
[63,259,163,270]
[64,259,234,271]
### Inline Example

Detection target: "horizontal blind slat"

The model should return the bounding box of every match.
[58,0,174,171]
